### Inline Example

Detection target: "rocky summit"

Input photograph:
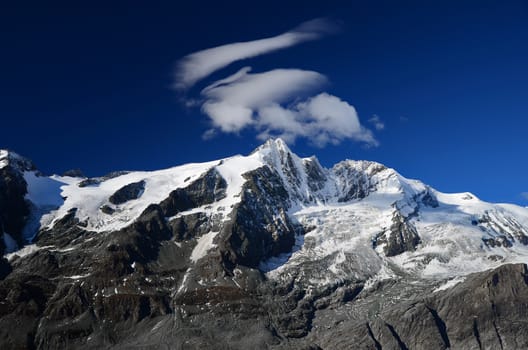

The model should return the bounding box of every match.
[1,140,528,349]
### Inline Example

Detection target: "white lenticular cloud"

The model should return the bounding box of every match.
[203,67,326,108]
[199,67,377,147]
[174,18,338,90]
[256,93,377,147]
[174,18,379,147]
[200,67,326,132]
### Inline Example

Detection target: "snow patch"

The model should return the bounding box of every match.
[215,153,264,210]
[4,244,53,261]
[190,231,218,262]
[177,268,191,294]
[433,276,466,292]
[152,320,164,332]
[66,274,91,280]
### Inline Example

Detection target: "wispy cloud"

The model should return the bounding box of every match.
[174,18,338,90]
[521,192,528,200]
[368,115,385,131]
[174,18,379,147]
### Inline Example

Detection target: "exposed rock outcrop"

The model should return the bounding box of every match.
[109,180,146,205]
[159,168,227,217]
[0,151,34,253]
[374,211,421,256]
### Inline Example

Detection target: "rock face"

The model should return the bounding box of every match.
[159,168,227,216]
[0,151,35,253]
[108,180,146,205]
[333,160,386,202]
[1,140,528,349]
[374,212,421,256]
[311,263,528,350]
[222,166,300,268]
[0,167,29,252]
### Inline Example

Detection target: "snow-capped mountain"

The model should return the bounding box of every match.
[1,139,528,349]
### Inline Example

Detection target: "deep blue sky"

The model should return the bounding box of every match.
[1,0,527,204]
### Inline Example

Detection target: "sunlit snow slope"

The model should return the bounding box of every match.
[5,139,528,286]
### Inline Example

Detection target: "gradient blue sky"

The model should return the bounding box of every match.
[1,0,527,204]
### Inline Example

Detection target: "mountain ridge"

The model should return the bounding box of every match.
[3,138,528,280]
[1,139,528,349]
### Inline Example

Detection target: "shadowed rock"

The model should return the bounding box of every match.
[0,160,31,252]
[374,212,421,256]
[109,180,146,205]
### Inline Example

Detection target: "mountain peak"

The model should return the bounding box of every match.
[0,149,36,172]
[252,138,292,155]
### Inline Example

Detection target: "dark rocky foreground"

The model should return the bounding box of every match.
[1,146,528,349]
[2,235,528,350]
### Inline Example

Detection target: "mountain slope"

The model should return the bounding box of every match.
[1,139,528,349]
